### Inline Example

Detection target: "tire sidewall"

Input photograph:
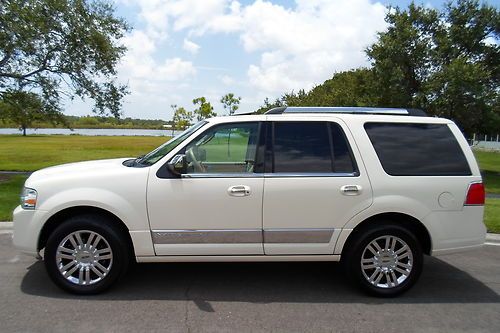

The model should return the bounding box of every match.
[44,215,129,295]
[346,225,423,297]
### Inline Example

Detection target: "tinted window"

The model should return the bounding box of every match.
[331,123,356,173]
[364,123,471,176]
[273,122,356,173]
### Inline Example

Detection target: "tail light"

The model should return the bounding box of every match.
[464,182,485,206]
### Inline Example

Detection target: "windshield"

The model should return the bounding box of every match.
[138,121,207,166]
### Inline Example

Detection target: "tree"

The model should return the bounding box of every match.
[284,69,380,107]
[171,104,193,134]
[255,96,286,114]
[220,93,241,116]
[366,0,499,135]
[0,0,130,126]
[0,89,67,135]
[192,97,216,121]
[254,0,498,135]
[254,68,379,113]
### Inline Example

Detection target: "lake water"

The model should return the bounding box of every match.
[0,128,181,136]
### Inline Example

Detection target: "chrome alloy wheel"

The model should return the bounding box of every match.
[360,235,413,289]
[56,230,113,286]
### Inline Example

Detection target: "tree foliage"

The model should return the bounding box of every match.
[367,0,499,134]
[0,89,67,135]
[192,96,216,121]
[256,0,499,135]
[0,0,129,129]
[220,93,241,115]
[171,104,193,131]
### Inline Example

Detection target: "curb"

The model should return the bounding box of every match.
[0,222,13,230]
[486,233,500,245]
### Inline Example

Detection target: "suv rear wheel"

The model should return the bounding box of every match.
[344,224,423,297]
[44,214,130,294]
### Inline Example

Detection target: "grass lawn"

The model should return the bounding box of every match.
[0,135,167,171]
[484,198,500,234]
[473,150,500,194]
[0,175,27,221]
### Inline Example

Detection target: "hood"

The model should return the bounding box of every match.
[26,158,132,185]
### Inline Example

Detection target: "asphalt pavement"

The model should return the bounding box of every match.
[0,232,499,333]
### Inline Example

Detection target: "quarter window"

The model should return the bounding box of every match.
[364,123,471,176]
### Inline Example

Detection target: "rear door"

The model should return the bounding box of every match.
[263,119,373,255]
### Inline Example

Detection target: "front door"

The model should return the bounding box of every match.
[147,121,264,255]
[263,120,373,255]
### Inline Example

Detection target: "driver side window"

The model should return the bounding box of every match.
[183,122,260,174]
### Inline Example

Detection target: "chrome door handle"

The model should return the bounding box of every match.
[228,185,251,197]
[340,185,362,196]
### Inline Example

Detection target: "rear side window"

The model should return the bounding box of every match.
[272,121,356,174]
[364,123,471,176]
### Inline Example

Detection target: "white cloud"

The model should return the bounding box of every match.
[235,0,387,94]
[119,31,196,82]
[117,29,196,119]
[219,74,235,85]
[157,58,197,79]
[128,0,387,95]
[113,0,388,118]
[183,38,201,54]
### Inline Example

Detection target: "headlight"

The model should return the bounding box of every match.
[21,187,37,210]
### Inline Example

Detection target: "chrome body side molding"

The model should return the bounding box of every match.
[263,228,334,243]
[151,228,335,244]
[152,229,262,244]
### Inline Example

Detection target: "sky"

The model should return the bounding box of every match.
[65,0,497,120]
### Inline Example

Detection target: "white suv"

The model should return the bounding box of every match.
[13,107,486,296]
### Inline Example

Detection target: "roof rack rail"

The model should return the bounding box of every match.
[265,106,427,117]
[265,106,287,114]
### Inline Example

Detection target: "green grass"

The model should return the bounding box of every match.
[0,135,168,171]
[0,175,28,221]
[474,150,500,194]
[202,133,250,162]
[485,198,500,234]
[473,150,500,172]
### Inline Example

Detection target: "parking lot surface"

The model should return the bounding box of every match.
[0,233,499,332]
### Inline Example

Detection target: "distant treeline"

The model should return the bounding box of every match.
[0,115,170,130]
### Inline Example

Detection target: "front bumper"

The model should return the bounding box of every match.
[12,205,47,256]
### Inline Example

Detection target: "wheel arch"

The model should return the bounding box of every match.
[38,206,135,258]
[339,212,432,256]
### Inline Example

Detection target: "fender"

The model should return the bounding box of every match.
[37,187,150,232]
[334,195,432,254]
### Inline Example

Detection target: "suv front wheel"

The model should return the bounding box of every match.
[344,224,423,297]
[44,214,130,294]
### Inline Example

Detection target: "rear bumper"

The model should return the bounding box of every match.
[425,206,486,256]
[432,243,484,256]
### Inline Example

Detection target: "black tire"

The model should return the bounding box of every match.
[44,214,130,294]
[343,224,423,297]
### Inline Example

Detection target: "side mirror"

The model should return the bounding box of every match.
[167,154,186,177]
